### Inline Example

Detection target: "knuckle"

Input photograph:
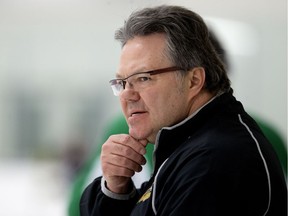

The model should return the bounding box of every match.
[119,134,130,143]
[122,146,132,155]
[101,143,108,152]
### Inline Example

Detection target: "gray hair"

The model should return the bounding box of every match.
[115,5,231,93]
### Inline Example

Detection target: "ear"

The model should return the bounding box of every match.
[187,67,205,95]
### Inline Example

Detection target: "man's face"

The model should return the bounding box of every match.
[116,33,191,143]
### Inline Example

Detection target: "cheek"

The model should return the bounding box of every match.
[161,89,189,119]
[120,99,128,118]
[148,90,184,121]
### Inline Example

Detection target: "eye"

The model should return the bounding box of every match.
[139,76,151,82]
[135,74,151,82]
[128,73,152,87]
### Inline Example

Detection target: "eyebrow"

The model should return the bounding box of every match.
[115,73,122,79]
[115,67,149,79]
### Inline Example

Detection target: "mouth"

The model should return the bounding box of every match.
[130,111,146,117]
[127,110,148,127]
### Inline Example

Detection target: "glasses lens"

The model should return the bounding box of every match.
[109,79,123,96]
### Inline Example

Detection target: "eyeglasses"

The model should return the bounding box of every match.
[109,66,182,96]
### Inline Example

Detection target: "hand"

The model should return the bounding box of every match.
[101,134,148,194]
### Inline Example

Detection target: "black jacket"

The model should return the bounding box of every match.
[80,92,287,215]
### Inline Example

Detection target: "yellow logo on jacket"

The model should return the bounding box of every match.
[137,186,152,203]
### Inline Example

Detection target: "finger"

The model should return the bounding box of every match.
[111,143,146,165]
[102,151,144,172]
[102,154,144,178]
[111,134,147,155]
[101,140,146,172]
[102,161,136,178]
[137,138,148,147]
[108,154,143,173]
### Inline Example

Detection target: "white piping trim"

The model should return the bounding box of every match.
[238,114,271,216]
[152,158,169,215]
[154,92,224,153]
[152,93,223,172]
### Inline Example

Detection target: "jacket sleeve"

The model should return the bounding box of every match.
[79,177,139,216]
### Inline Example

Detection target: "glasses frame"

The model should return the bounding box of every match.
[109,66,182,96]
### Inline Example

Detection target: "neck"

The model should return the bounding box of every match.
[188,90,216,116]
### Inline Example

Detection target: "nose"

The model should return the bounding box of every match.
[123,79,132,90]
[120,85,140,102]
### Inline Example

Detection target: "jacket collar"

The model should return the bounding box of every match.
[154,91,223,149]
[152,90,238,172]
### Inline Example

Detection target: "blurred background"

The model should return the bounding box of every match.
[0,0,286,215]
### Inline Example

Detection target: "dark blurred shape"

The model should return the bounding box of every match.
[209,28,287,176]
[209,29,230,71]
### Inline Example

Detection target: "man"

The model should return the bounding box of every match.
[80,5,286,215]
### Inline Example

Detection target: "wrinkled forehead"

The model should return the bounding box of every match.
[116,34,170,78]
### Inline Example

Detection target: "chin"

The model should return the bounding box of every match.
[129,128,147,140]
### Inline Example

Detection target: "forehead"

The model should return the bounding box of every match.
[116,33,171,77]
